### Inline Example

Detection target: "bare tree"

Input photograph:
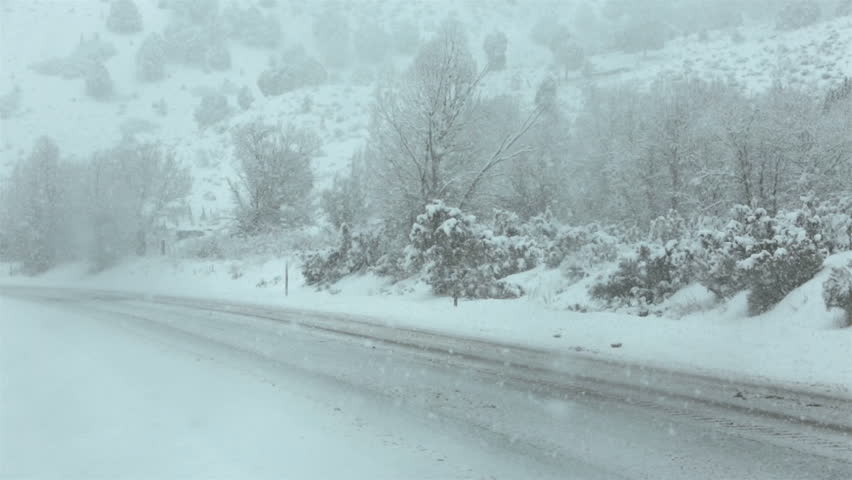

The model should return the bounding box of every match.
[370,18,545,231]
[82,141,192,265]
[229,120,319,234]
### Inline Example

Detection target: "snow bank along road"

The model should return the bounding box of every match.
[1,286,851,479]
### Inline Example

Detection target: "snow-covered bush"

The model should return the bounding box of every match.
[168,0,219,24]
[823,77,851,113]
[136,33,167,81]
[649,210,689,244]
[813,197,852,253]
[549,36,584,78]
[0,86,21,119]
[823,263,852,327]
[483,31,508,71]
[693,205,829,313]
[223,4,281,48]
[193,93,232,128]
[407,202,524,303]
[85,63,113,100]
[257,58,327,97]
[31,35,116,79]
[485,233,541,281]
[162,21,220,67]
[590,241,693,308]
[106,0,143,34]
[302,224,385,286]
[776,1,821,30]
[206,43,231,71]
[559,229,620,282]
[739,219,826,316]
[544,226,589,268]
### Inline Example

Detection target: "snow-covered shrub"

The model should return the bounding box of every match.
[85,63,113,100]
[168,0,219,24]
[485,233,541,281]
[590,241,693,307]
[193,93,232,128]
[162,21,220,67]
[739,216,826,315]
[524,210,560,243]
[407,202,525,303]
[183,235,224,259]
[484,211,542,278]
[540,223,619,270]
[559,229,620,282]
[693,204,828,313]
[302,224,385,286]
[256,58,327,97]
[0,86,21,119]
[549,37,584,78]
[823,77,851,113]
[223,4,281,48]
[136,33,167,81]
[813,197,852,253]
[823,263,852,327]
[483,31,508,71]
[106,0,143,34]
[545,226,589,268]
[649,210,689,244]
[206,43,231,71]
[776,1,821,30]
[31,35,116,79]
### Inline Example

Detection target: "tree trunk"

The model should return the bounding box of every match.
[135,229,147,256]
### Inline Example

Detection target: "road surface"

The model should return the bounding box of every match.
[2,286,851,479]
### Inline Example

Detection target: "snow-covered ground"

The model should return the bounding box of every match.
[0,296,553,479]
[3,251,850,396]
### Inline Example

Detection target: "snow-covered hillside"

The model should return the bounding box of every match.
[3,0,850,225]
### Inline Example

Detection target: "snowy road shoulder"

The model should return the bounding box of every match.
[3,257,850,397]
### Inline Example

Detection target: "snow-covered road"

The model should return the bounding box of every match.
[2,288,851,479]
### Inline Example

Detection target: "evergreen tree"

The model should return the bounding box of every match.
[106,0,143,34]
